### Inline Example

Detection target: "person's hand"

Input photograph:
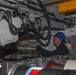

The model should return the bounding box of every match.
[36,45,42,53]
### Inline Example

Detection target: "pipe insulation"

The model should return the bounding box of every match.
[13,66,42,75]
[5,64,76,75]
[12,66,63,75]
[64,60,76,70]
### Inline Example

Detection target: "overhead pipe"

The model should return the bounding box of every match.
[3,0,17,4]
[0,3,17,10]
[26,0,38,5]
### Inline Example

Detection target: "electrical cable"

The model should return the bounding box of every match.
[0,9,30,35]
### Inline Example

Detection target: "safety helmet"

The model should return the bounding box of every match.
[54,32,66,43]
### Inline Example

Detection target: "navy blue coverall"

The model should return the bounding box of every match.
[36,43,70,57]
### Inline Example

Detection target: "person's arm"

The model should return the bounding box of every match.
[36,44,69,57]
[36,45,62,57]
[51,49,62,55]
[36,45,53,57]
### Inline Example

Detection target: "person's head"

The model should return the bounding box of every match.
[53,32,66,47]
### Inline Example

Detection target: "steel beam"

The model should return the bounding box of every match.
[58,0,76,13]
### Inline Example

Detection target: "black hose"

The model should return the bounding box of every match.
[0,9,29,35]
[6,11,30,35]
[0,0,51,46]
[15,0,51,46]
[16,0,51,40]
[31,0,51,40]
